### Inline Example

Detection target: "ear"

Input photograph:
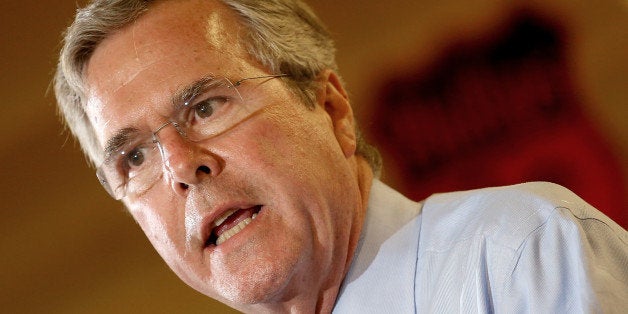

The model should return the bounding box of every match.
[318,70,357,158]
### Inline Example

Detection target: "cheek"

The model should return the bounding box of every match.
[249,107,335,171]
[126,198,184,261]
[240,107,350,216]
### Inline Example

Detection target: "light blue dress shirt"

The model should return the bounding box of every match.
[333,180,627,313]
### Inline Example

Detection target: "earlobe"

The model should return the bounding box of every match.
[320,70,357,158]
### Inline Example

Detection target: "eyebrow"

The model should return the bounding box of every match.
[171,75,221,108]
[103,127,140,160]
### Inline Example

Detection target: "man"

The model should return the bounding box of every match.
[55,0,626,313]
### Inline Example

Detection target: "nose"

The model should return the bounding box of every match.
[155,125,222,196]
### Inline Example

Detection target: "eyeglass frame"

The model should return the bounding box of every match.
[95,73,290,200]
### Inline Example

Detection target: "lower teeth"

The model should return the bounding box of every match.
[215,213,258,245]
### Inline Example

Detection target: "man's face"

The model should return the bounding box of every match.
[84,0,363,309]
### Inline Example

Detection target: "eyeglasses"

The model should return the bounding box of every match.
[96,74,289,200]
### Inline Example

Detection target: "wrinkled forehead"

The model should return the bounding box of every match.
[83,0,254,148]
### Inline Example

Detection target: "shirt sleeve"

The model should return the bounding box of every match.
[498,204,628,313]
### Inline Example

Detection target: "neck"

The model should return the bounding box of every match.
[345,157,373,272]
[318,157,374,313]
[320,157,374,312]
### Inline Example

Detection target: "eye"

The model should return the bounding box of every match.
[125,148,145,168]
[193,97,227,120]
[194,100,214,118]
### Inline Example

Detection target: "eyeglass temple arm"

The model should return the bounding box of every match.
[233,73,289,86]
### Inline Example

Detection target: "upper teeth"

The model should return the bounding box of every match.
[212,209,238,228]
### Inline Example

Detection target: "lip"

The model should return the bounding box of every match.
[200,203,263,249]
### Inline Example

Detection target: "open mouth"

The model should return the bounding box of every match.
[206,205,262,246]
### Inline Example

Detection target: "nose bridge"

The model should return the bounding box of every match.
[153,122,213,191]
[153,120,183,139]
[156,124,191,166]
[153,121,185,162]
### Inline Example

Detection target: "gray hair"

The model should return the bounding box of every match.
[55,0,381,175]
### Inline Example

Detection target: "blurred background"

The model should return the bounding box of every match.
[1,0,625,313]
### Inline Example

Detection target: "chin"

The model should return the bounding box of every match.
[204,266,297,306]
[197,248,305,306]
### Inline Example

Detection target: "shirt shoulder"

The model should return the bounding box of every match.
[416,182,627,312]
[419,181,625,251]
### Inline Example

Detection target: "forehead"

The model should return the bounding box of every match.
[84,0,255,146]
